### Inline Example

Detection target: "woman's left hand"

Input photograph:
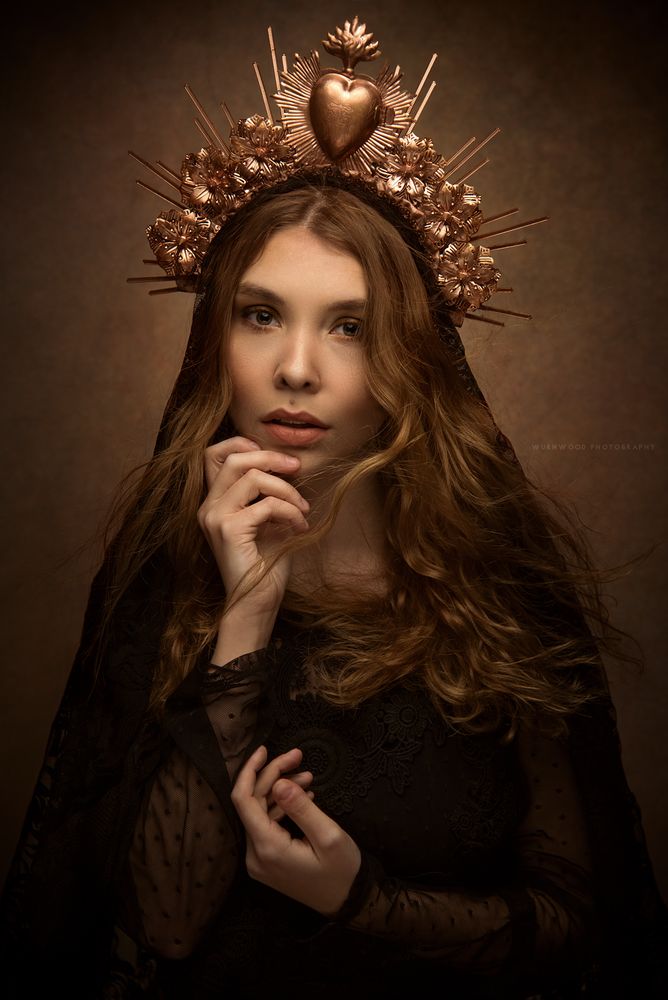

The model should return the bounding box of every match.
[230,744,362,917]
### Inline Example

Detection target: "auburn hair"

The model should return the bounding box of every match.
[99,176,632,740]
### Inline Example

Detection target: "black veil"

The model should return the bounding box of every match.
[1,176,667,998]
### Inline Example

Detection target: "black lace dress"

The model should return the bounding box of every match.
[2,561,667,999]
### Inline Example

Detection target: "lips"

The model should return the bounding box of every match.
[262,408,329,428]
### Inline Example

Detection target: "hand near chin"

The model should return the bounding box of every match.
[231,745,362,917]
[197,435,312,615]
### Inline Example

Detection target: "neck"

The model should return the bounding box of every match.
[289,471,389,593]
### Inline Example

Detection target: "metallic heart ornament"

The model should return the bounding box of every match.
[309,73,382,161]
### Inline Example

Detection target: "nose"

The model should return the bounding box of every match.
[273,324,322,392]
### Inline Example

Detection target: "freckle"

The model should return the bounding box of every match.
[196,778,202,786]
[175,833,182,841]
[164,808,171,815]
[173,937,182,945]
[229,713,236,719]
[208,803,215,811]
[162,911,171,918]
[556,787,562,793]
[195,831,202,838]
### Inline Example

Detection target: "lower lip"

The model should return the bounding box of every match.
[262,422,329,445]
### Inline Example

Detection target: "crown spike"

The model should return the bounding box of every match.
[411,52,438,109]
[443,137,476,168]
[473,216,549,242]
[127,275,177,283]
[456,157,490,184]
[486,239,528,250]
[405,79,436,133]
[465,312,505,327]
[157,161,181,182]
[480,209,519,226]
[253,62,274,123]
[184,84,228,150]
[479,304,532,319]
[128,151,181,192]
[142,259,163,265]
[135,179,183,211]
[221,102,235,129]
[282,53,288,73]
[194,117,217,147]
[149,286,181,295]
[267,27,281,91]
[443,128,501,180]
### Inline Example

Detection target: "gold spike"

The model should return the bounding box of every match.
[411,52,438,110]
[142,259,162,265]
[443,136,476,168]
[149,286,181,295]
[443,128,501,180]
[486,239,528,250]
[465,312,505,327]
[221,102,235,129]
[480,305,532,319]
[157,161,181,182]
[184,84,228,150]
[456,158,490,184]
[406,79,436,133]
[194,117,216,148]
[473,216,549,242]
[135,179,183,211]
[496,287,513,292]
[127,275,177,283]
[128,151,181,191]
[282,53,288,74]
[253,62,274,123]
[480,209,518,226]
[267,27,281,91]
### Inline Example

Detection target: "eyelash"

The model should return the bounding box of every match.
[240,307,362,339]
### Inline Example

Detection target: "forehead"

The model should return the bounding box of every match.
[239,226,367,303]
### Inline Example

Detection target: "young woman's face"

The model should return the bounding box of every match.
[225,225,387,476]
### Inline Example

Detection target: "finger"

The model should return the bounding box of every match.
[209,468,310,518]
[231,746,302,830]
[203,437,261,493]
[258,767,313,805]
[205,451,304,507]
[268,788,315,824]
[271,778,333,855]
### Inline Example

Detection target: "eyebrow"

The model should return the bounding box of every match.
[235,282,367,314]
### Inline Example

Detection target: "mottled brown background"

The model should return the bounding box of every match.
[1,0,666,897]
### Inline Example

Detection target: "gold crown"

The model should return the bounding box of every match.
[128,17,547,328]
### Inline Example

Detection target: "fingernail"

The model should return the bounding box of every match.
[285,456,300,466]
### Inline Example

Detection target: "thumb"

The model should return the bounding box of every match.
[273,779,319,827]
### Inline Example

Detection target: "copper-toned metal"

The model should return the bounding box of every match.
[480,304,532,318]
[410,53,438,111]
[221,103,235,129]
[267,27,281,92]
[131,18,544,323]
[129,151,181,191]
[253,62,274,123]
[443,128,501,180]
[136,179,183,211]
[456,158,490,184]
[443,136,476,168]
[127,275,177,283]
[184,85,228,151]
[473,215,549,241]
[406,79,436,134]
[480,208,518,226]
[486,240,528,250]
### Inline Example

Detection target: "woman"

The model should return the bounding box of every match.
[2,18,667,998]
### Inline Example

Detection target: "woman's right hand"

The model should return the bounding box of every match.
[197,435,311,617]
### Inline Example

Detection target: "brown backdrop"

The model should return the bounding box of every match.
[1,0,666,897]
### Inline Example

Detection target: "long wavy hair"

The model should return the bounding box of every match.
[100,176,632,741]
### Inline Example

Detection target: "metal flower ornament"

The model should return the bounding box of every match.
[129,16,547,326]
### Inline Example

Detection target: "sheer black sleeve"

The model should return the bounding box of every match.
[324,724,595,980]
[117,647,274,959]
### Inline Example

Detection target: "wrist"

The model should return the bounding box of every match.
[211,605,278,666]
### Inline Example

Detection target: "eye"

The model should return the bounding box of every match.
[242,307,278,328]
[333,318,363,339]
